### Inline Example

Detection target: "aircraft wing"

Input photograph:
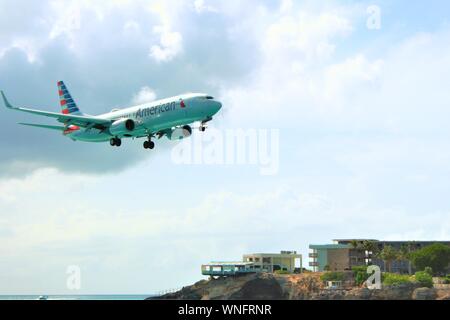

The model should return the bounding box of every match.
[18,123,66,131]
[1,91,112,128]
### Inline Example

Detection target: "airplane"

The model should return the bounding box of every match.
[1,81,222,149]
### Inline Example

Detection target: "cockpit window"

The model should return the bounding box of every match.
[206,96,214,100]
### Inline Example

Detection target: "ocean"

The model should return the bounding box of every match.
[0,295,152,300]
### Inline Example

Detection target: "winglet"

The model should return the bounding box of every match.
[1,91,15,109]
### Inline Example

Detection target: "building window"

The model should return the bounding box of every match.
[263,257,271,263]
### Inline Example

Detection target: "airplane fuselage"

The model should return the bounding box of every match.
[66,93,222,142]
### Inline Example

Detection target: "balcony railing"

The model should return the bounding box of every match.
[309,262,318,267]
[309,253,318,258]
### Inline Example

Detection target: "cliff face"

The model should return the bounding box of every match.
[148,273,450,300]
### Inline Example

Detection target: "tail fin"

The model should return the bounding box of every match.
[57,81,81,115]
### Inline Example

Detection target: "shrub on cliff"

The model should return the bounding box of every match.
[274,270,291,275]
[444,275,450,284]
[424,267,433,276]
[414,271,433,288]
[382,273,412,286]
[352,266,369,286]
[320,272,344,282]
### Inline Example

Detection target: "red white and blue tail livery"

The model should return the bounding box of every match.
[58,81,81,115]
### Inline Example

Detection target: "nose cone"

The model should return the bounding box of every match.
[211,100,222,115]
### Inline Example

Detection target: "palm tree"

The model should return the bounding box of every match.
[398,243,415,274]
[362,240,379,265]
[350,240,360,250]
[379,245,399,273]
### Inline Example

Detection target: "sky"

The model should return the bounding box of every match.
[0,0,450,295]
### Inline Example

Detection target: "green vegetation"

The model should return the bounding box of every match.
[379,245,398,273]
[345,241,449,277]
[362,240,380,255]
[424,267,433,276]
[443,275,450,284]
[398,244,413,274]
[294,267,311,274]
[382,273,412,286]
[352,266,370,286]
[410,244,450,275]
[350,240,360,249]
[320,272,344,282]
[414,271,433,288]
[274,270,291,275]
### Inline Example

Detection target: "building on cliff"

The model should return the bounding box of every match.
[309,239,450,273]
[202,251,302,277]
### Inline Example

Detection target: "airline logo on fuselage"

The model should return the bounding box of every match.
[134,101,178,119]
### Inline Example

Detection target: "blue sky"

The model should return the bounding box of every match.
[0,0,450,294]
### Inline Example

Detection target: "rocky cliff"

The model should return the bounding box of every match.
[148,273,450,300]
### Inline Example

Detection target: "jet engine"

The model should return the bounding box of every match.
[167,125,192,140]
[109,118,135,136]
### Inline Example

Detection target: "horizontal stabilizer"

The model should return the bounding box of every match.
[1,91,111,128]
[18,123,66,131]
[1,90,14,109]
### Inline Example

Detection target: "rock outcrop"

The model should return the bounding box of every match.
[147,273,449,300]
[412,287,437,300]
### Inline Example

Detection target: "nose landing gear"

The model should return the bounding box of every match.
[199,118,212,132]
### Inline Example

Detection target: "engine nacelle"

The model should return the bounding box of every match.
[168,125,192,140]
[109,118,135,136]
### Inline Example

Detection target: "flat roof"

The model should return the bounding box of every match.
[309,244,350,249]
[203,261,254,266]
[243,253,301,257]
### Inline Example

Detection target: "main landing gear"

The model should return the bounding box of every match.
[143,136,155,150]
[110,137,122,147]
[199,123,207,132]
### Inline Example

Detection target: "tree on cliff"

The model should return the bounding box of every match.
[410,243,450,276]
[398,244,413,275]
[379,245,398,273]
[362,240,379,265]
[350,240,360,250]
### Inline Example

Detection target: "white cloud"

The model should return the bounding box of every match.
[193,0,218,14]
[48,2,82,47]
[219,5,450,136]
[219,7,359,128]
[132,86,157,104]
[148,1,184,62]
[0,38,40,63]
[264,11,353,61]
[279,0,293,14]
[149,26,183,62]
[123,20,141,34]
